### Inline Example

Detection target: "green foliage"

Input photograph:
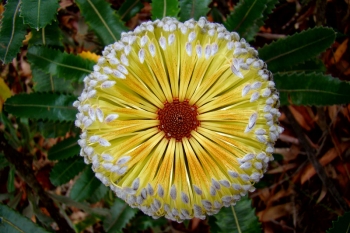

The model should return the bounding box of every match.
[327,212,350,233]
[48,136,80,160]
[29,21,63,47]
[32,69,74,93]
[75,0,128,46]
[37,121,75,138]
[20,0,59,30]
[4,92,77,122]
[258,27,336,73]
[224,0,267,39]
[103,198,138,233]
[0,153,9,170]
[87,183,109,203]
[0,204,50,233]
[274,72,350,106]
[48,192,109,216]
[179,0,211,21]
[7,167,15,193]
[50,157,86,186]
[244,0,279,41]
[277,58,326,74]
[0,0,27,64]
[118,0,144,22]
[128,214,167,232]
[151,0,180,20]
[27,46,94,82]
[208,196,261,233]
[70,167,102,202]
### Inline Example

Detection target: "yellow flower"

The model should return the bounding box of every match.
[74,17,282,222]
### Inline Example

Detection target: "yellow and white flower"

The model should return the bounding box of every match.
[74,17,282,222]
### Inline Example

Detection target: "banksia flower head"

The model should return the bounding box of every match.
[74,17,282,222]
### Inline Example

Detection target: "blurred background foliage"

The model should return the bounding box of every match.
[0,0,350,232]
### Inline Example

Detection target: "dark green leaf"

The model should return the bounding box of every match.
[48,192,109,216]
[118,0,144,22]
[0,0,27,63]
[48,136,80,161]
[37,121,75,138]
[274,72,350,106]
[103,198,138,233]
[244,0,279,41]
[20,0,59,30]
[276,58,326,74]
[0,153,9,170]
[224,0,267,38]
[32,68,74,93]
[27,46,94,82]
[87,183,109,203]
[29,21,63,47]
[0,113,21,148]
[75,0,128,46]
[0,204,50,233]
[50,157,86,186]
[75,215,101,233]
[151,0,180,20]
[327,211,350,233]
[7,167,15,193]
[70,167,102,202]
[128,214,167,232]
[4,92,77,122]
[211,7,224,24]
[208,196,261,233]
[259,27,336,73]
[179,0,211,21]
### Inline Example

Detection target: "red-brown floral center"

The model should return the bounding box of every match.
[158,99,199,141]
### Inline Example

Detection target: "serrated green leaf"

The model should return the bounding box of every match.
[4,92,77,122]
[103,198,138,233]
[259,27,336,73]
[0,204,50,233]
[29,20,63,47]
[224,0,267,38]
[327,212,350,233]
[128,214,167,232]
[20,0,59,30]
[179,0,211,21]
[151,0,180,20]
[0,0,27,64]
[75,215,101,233]
[208,196,261,233]
[37,121,75,138]
[274,72,350,106]
[70,167,102,202]
[118,0,144,22]
[50,157,86,186]
[87,182,109,203]
[27,46,94,82]
[244,0,279,41]
[75,0,128,46]
[277,58,326,74]
[48,136,80,161]
[32,68,74,93]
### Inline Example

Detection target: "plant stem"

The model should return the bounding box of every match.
[231,205,242,233]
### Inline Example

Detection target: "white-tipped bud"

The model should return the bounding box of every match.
[101,80,116,89]
[185,42,192,56]
[159,36,166,50]
[96,108,104,122]
[242,84,251,97]
[149,43,156,57]
[117,156,131,165]
[105,113,119,123]
[188,31,196,42]
[170,185,177,200]
[138,49,145,63]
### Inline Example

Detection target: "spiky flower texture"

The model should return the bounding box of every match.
[74,17,282,222]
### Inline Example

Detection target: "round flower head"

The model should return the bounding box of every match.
[74,17,282,222]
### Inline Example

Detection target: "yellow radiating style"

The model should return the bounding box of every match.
[74,17,282,222]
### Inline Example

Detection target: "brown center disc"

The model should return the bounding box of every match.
[157,99,200,141]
